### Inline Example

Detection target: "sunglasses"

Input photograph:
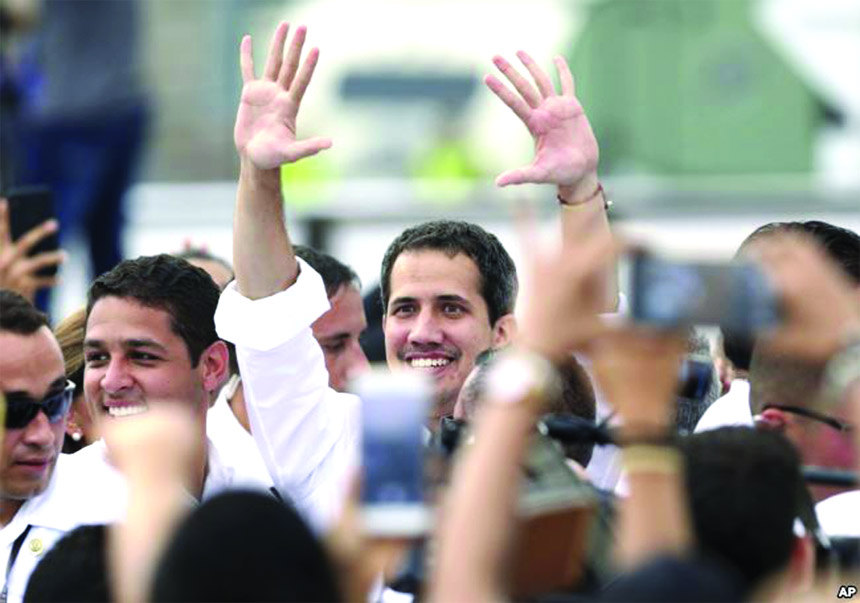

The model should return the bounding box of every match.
[3,381,76,430]
[762,404,854,433]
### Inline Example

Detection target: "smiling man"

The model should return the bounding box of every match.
[0,291,87,603]
[380,221,518,419]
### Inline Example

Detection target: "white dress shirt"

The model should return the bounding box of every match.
[214,259,361,532]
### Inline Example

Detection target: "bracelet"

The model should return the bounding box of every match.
[621,445,683,475]
[557,182,613,211]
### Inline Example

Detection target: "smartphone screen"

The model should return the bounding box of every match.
[6,187,59,278]
[352,369,431,536]
[629,251,780,334]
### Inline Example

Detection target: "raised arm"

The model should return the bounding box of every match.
[485,52,618,311]
[217,23,357,532]
[232,21,331,299]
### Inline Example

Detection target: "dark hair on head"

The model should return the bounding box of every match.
[294,245,360,298]
[724,220,860,372]
[681,427,803,594]
[152,491,342,602]
[87,255,220,366]
[0,289,49,335]
[380,220,518,325]
[23,524,110,602]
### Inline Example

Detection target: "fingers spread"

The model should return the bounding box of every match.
[484,74,531,124]
[278,25,307,89]
[492,55,541,108]
[554,56,575,97]
[289,46,320,106]
[239,35,255,83]
[263,21,290,81]
[516,50,554,99]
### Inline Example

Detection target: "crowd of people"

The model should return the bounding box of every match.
[0,21,858,603]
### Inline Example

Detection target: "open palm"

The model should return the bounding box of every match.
[234,23,331,169]
[486,52,598,187]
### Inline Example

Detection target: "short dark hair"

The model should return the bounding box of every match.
[87,255,220,366]
[681,427,803,594]
[380,220,518,326]
[293,245,360,298]
[152,491,341,602]
[24,524,110,602]
[724,220,860,371]
[0,289,49,335]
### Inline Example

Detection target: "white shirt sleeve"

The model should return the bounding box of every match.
[214,259,360,531]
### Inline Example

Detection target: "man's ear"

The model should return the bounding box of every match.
[200,340,230,395]
[755,408,788,432]
[491,313,517,348]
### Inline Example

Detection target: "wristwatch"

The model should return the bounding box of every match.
[484,349,560,407]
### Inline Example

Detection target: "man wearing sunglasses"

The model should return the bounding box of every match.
[0,291,95,603]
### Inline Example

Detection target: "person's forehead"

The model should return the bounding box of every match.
[86,296,178,345]
[390,250,483,301]
[187,258,233,290]
[314,284,367,336]
[0,328,65,394]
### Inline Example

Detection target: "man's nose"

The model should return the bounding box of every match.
[101,358,134,393]
[347,340,370,374]
[22,410,59,448]
[407,309,444,345]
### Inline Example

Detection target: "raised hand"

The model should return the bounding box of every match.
[0,199,65,301]
[234,22,331,169]
[486,52,598,194]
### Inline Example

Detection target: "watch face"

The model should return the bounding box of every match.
[486,353,553,406]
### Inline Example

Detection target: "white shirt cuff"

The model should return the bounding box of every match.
[214,257,331,351]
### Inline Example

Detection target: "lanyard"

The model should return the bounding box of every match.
[0,525,33,603]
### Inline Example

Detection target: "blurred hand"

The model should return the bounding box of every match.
[754,234,860,361]
[590,330,686,430]
[103,406,198,484]
[326,473,410,602]
[485,52,599,199]
[517,215,615,360]
[0,199,65,301]
[233,22,332,169]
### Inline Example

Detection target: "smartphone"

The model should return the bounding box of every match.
[5,187,59,277]
[352,369,432,536]
[628,250,780,334]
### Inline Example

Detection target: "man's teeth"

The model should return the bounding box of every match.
[410,358,451,369]
[107,405,148,418]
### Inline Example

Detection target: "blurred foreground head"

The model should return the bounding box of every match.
[682,427,812,599]
[151,491,341,601]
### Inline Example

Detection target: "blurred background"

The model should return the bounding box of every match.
[1,0,858,319]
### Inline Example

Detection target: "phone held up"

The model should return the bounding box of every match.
[627,248,780,335]
[351,369,432,537]
[5,186,59,278]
